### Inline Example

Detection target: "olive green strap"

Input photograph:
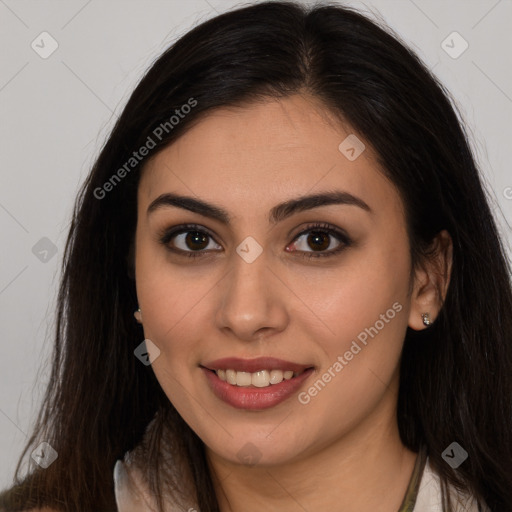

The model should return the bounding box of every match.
[397,445,428,512]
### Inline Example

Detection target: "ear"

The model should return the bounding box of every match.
[134,309,143,324]
[408,230,453,331]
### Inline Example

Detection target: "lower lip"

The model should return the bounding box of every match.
[201,367,314,410]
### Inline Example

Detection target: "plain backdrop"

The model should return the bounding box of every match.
[0,0,511,489]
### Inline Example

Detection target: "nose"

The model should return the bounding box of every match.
[215,247,289,342]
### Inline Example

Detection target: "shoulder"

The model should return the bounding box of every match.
[114,457,157,511]
[114,452,198,512]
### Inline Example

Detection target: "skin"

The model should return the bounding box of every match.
[133,93,452,512]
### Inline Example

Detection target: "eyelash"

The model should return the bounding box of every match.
[158,222,352,260]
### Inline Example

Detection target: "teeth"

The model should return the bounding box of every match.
[236,371,252,387]
[251,370,270,388]
[269,369,284,384]
[225,369,237,385]
[215,368,301,387]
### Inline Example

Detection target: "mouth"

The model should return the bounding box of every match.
[204,368,308,388]
[200,357,315,410]
[201,356,313,388]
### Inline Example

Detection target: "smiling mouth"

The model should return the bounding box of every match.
[201,359,315,410]
[203,367,313,388]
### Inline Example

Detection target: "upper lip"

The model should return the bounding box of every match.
[202,357,312,373]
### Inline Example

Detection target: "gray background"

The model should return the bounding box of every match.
[1,0,511,488]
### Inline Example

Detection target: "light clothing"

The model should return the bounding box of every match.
[114,453,197,512]
[413,461,487,511]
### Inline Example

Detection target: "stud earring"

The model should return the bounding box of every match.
[421,312,431,326]
[134,308,142,323]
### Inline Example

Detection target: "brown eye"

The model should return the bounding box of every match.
[182,231,210,251]
[159,224,221,258]
[291,230,340,253]
[305,231,332,251]
[288,223,352,259]
[159,222,352,260]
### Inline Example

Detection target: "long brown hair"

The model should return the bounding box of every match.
[1,1,511,510]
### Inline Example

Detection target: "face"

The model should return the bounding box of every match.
[134,94,416,467]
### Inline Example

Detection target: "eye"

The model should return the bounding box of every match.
[158,222,352,260]
[159,223,221,258]
[287,222,352,259]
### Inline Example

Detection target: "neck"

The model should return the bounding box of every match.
[206,387,418,512]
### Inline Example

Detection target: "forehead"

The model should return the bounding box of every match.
[138,94,399,219]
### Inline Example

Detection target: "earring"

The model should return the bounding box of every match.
[134,308,142,323]
[421,312,431,326]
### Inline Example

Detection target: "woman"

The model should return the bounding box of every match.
[1,1,511,511]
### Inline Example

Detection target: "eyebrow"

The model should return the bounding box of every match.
[147,190,371,225]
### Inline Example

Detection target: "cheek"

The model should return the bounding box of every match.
[296,233,411,404]
[135,228,204,341]
[134,237,207,381]
[139,291,209,426]
[303,238,410,345]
